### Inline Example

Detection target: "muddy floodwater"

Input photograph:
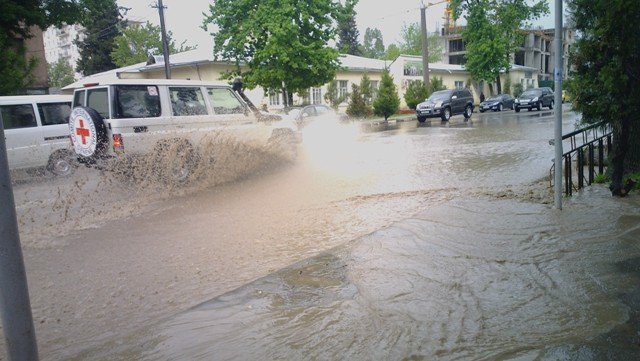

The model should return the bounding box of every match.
[3,107,640,360]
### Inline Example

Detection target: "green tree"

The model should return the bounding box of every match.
[450,0,547,93]
[335,0,361,55]
[398,22,443,63]
[383,43,401,61]
[324,80,346,109]
[76,0,126,76]
[203,0,341,107]
[111,21,196,67]
[359,73,373,106]
[362,27,385,59]
[512,83,523,97]
[48,58,76,88]
[568,0,640,196]
[346,84,371,118]
[404,77,447,109]
[373,70,400,120]
[0,0,81,95]
[404,80,429,110]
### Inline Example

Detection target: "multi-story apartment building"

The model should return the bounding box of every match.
[442,27,575,84]
[43,24,85,78]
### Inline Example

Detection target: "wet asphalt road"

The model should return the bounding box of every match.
[7,105,639,360]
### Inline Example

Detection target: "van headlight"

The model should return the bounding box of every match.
[532,97,539,102]
[435,101,443,108]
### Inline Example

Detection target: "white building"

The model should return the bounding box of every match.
[43,24,85,78]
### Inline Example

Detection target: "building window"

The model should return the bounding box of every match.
[269,92,280,106]
[454,81,464,89]
[370,80,379,99]
[449,38,465,52]
[338,80,348,100]
[449,54,465,65]
[312,87,322,104]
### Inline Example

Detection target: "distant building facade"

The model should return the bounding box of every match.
[43,24,85,79]
[11,26,49,94]
[442,27,575,87]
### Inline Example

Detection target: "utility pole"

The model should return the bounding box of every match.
[420,2,430,89]
[0,125,39,360]
[553,0,563,209]
[153,0,171,79]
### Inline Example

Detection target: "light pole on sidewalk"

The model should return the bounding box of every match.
[553,0,564,209]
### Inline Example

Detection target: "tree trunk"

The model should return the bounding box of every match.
[495,75,502,94]
[610,118,631,196]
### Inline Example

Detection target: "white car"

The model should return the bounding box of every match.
[68,79,299,182]
[1,95,75,176]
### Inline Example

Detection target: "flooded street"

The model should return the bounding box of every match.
[4,106,640,359]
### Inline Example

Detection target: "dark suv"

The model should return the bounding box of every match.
[514,87,554,112]
[416,89,474,122]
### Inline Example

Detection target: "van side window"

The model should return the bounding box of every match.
[38,103,72,126]
[1,104,37,129]
[115,85,161,118]
[169,87,207,116]
[87,88,109,119]
[73,90,86,107]
[206,88,245,114]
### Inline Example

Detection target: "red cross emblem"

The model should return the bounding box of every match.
[75,118,90,145]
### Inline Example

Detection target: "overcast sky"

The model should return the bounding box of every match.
[117,0,560,52]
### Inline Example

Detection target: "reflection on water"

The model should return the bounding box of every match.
[79,187,640,360]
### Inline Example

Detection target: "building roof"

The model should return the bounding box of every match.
[337,54,388,72]
[63,49,389,91]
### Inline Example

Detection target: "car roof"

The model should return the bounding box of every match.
[73,78,231,90]
[0,94,72,104]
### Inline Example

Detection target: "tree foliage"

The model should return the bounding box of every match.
[324,80,346,109]
[362,27,385,59]
[335,0,361,55]
[404,77,447,109]
[346,84,371,118]
[203,0,341,106]
[398,22,443,63]
[111,22,196,67]
[359,73,373,106]
[0,0,81,95]
[568,0,640,196]
[383,44,401,61]
[450,0,547,92]
[76,0,125,76]
[373,70,400,120]
[48,58,76,88]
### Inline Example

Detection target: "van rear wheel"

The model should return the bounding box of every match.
[47,150,76,176]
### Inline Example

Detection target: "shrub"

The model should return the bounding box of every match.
[373,70,400,120]
[346,84,371,118]
[404,80,429,110]
[513,83,524,97]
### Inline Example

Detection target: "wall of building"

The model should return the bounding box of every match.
[23,26,49,93]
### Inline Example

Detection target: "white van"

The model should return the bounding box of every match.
[1,95,75,176]
[69,79,298,182]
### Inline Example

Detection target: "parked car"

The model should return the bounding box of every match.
[284,104,338,126]
[479,94,515,112]
[416,88,474,122]
[68,79,300,182]
[514,87,554,112]
[1,95,76,176]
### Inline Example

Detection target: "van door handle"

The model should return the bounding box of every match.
[133,126,148,133]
